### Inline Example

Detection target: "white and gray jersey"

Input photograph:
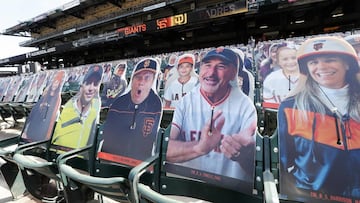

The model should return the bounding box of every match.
[171,85,257,181]
[163,76,198,108]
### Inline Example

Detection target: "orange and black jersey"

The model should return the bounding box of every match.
[98,90,162,166]
[278,96,360,199]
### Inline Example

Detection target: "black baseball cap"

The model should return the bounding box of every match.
[83,64,103,84]
[133,58,157,75]
[202,47,239,69]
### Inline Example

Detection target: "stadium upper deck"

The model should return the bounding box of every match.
[0,0,359,69]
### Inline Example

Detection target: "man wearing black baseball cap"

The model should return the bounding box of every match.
[129,58,157,104]
[166,46,257,194]
[52,64,103,148]
[100,57,163,163]
[199,47,239,101]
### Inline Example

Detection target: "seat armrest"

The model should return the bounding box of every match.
[22,103,35,108]
[57,145,96,186]
[56,145,93,166]
[0,134,20,149]
[13,153,53,169]
[59,163,126,186]
[13,139,51,169]
[263,135,279,203]
[15,139,49,154]
[263,170,279,203]
[0,145,17,156]
[129,153,160,203]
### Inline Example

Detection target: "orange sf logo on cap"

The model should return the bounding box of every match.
[313,43,323,51]
[143,59,150,68]
[216,46,225,53]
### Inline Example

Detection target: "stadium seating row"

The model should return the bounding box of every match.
[1,33,360,203]
[0,55,272,203]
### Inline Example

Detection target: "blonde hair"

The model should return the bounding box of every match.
[292,74,360,123]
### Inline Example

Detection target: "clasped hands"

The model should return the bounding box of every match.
[194,110,255,159]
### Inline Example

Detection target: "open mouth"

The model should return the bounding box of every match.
[137,89,142,95]
[203,77,218,85]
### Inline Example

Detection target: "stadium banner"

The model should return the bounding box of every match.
[117,0,247,37]
[188,0,248,20]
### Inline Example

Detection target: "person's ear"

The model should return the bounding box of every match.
[231,67,238,76]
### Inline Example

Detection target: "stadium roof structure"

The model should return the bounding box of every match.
[0,0,359,67]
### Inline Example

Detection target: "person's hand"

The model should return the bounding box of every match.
[194,110,225,155]
[220,125,256,159]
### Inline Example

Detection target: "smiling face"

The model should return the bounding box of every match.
[131,70,155,104]
[115,67,125,76]
[306,55,348,89]
[270,46,279,64]
[80,79,100,106]
[277,47,299,74]
[199,57,236,97]
[177,62,193,78]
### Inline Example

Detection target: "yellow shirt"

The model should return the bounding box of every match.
[51,97,100,149]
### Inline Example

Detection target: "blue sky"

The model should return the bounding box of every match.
[0,0,72,59]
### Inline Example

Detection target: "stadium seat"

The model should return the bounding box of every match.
[58,101,163,202]
[0,70,66,201]
[160,108,174,128]
[14,129,100,202]
[58,126,163,202]
[58,57,163,202]
[13,66,102,202]
[262,102,278,137]
[129,125,267,203]
[8,74,39,123]
[262,131,280,203]
[0,76,23,124]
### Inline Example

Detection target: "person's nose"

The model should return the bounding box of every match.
[314,60,329,70]
[89,83,96,91]
[137,77,146,86]
[207,66,216,76]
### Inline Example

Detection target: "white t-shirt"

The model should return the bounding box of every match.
[263,69,299,103]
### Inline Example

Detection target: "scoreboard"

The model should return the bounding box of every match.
[117,1,247,37]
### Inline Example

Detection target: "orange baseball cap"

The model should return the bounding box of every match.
[178,56,194,66]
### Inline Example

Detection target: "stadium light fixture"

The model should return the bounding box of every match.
[332,13,344,18]
[143,2,166,12]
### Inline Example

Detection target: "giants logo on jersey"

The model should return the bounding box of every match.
[143,118,155,137]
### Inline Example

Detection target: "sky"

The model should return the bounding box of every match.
[0,0,73,60]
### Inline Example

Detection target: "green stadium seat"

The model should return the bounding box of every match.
[0,70,66,201]
[58,57,163,202]
[129,125,267,203]
[13,66,103,202]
